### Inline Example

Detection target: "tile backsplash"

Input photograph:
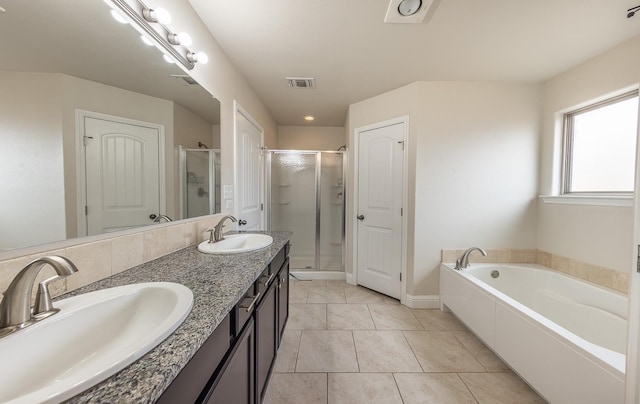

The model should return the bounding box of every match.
[0,214,224,301]
[441,248,629,294]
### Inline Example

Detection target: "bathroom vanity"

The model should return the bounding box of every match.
[62,231,290,404]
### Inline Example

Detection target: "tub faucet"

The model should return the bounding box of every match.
[0,256,78,337]
[209,215,238,243]
[153,214,172,223]
[455,247,488,270]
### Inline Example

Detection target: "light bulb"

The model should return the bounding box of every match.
[153,7,172,24]
[304,116,315,121]
[163,54,175,64]
[143,7,172,24]
[195,51,208,64]
[177,32,193,47]
[141,35,154,46]
[110,9,128,24]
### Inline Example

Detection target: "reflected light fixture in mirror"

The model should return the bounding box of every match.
[0,0,221,252]
[105,0,208,71]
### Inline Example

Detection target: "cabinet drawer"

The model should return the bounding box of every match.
[157,314,231,404]
[257,266,275,297]
[234,286,259,337]
[270,246,286,275]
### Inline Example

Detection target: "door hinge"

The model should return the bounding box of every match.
[400,272,402,281]
[260,203,264,211]
[400,207,403,216]
[85,205,88,215]
[398,140,405,150]
[637,245,640,273]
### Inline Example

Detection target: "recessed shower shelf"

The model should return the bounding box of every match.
[279,201,291,205]
[278,184,291,187]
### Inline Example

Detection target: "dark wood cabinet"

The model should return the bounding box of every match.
[277,258,289,346]
[159,243,290,404]
[255,276,277,402]
[203,318,255,404]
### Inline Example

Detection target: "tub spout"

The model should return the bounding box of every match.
[454,247,487,270]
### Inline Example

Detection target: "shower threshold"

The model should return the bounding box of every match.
[289,270,345,281]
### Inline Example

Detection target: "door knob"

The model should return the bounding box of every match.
[357,214,365,221]
[149,214,157,220]
[238,219,247,226]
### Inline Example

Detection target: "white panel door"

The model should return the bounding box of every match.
[357,122,404,299]
[84,117,161,235]
[236,109,264,230]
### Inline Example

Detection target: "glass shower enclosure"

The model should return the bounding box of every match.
[267,150,345,273]
[179,147,221,218]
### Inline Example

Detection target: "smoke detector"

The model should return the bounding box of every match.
[384,0,434,23]
[286,77,316,89]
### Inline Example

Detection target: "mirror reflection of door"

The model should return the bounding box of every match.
[81,113,164,236]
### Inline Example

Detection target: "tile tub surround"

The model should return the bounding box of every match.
[441,248,628,294]
[16,231,290,403]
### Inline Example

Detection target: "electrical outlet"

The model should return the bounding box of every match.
[223,185,233,199]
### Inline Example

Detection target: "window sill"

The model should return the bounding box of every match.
[539,195,633,207]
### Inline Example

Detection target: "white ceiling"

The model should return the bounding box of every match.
[188,0,640,127]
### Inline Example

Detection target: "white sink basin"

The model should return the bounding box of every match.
[198,233,273,254]
[0,282,193,404]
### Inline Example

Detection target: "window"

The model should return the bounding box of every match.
[562,90,639,194]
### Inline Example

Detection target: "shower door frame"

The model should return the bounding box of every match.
[266,150,346,273]
[178,146,220,219]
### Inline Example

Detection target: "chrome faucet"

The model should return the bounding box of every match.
[0,256,78,337]
[454,247,488,270]
[208,215,238,243]
[153,214,172,223]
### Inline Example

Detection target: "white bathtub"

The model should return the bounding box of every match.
[440,263,627,404]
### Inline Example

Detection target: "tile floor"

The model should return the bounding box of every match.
[263,279,546,404]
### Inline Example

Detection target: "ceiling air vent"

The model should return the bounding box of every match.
[286,77,316,89]
[171,74,198,85]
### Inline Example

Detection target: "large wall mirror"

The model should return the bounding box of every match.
[0,1,221,252]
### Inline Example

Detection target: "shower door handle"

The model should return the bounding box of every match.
[357,215,365,221]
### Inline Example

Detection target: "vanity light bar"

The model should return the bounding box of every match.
[107,0,196,70]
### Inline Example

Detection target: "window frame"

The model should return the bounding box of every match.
[561,89,639,196]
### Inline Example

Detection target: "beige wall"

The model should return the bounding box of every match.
[348,82,540,297]
[278,126,345,150]
[0,72,66,250]
[538,35,640,273]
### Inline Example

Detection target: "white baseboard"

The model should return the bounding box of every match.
[290,271,346,281]
[404,294,440,309]
[345,272,355,285]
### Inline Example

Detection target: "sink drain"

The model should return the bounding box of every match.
[491,270,500,278]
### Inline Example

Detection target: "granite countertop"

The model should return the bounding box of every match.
[64,231,291,403]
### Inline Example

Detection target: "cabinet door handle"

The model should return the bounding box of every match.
[261,273,275,287]
[239,292,261,312]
